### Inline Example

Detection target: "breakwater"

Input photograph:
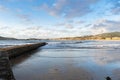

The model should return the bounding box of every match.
[0,42,46,58]
[0,52,15,80]
[0,42,46,80]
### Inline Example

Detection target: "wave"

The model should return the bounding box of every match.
[60,41,83,44]
[42,41,120,49]
[39,56,99,58]
[43,46,120,49]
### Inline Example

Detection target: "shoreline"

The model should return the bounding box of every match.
[50,39,120,41]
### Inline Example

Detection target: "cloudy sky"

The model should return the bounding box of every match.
[0,0,120,39]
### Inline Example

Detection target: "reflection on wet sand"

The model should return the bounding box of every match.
[93,49,120,65]
[39,65,93,80]
[112,68,120,80]
[11,53,93,80]
[10,49,41,67]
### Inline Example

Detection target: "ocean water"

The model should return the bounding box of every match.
[0,40,120,80]
[0,40,44,48]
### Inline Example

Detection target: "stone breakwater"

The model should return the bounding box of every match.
[0,42,47,80]
[0,42,47,58]
[0,52,15,80]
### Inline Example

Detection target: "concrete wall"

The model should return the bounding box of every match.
[0,42,47,58]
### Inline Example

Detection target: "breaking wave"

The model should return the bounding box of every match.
[42,40,120,49]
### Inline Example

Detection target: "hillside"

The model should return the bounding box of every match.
[96,32,120,37]
[53,32,120,40]
[0,36,16,40]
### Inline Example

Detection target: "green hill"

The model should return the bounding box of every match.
[96,32,120,37]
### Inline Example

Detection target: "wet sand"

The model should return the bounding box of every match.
[11,46,120,80]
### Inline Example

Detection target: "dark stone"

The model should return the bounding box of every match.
[106,76,112,80]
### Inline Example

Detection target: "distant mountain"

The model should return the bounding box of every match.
[53,32,120,40]
[0,36,16,40]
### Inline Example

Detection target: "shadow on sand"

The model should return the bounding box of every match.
[10,48,42,67]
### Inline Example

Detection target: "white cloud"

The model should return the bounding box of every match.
[75,21,85,24]
[112,7,120,14]
[88,19,120,34]
[39,0,99,18]
[0,26,43,39]
[16,14,33,24]
[55,22,74,29]
[110,0,120,14]
[54,20,85,29]
[0,24,89,39]
[0,18,120,39]
[90,27,108,34]
[65,24,74,28]
[0,25,72,39]
[0,5,9,12]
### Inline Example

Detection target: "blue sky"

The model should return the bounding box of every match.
[0,0,120,39]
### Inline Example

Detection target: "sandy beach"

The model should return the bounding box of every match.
[7,40,120,80]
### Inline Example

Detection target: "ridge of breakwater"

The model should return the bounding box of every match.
[0,42,47,58]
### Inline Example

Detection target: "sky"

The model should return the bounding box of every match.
[0,0,120,39]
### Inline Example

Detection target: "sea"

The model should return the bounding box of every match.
[0,40,120,80]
